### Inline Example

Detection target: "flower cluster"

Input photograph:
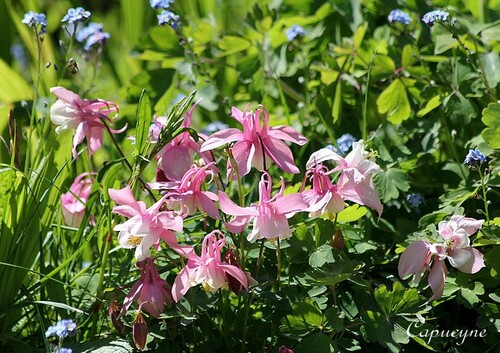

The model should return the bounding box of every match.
[407,193,423,208]
[149,0,179,28]
[45,319,77,338]
[62,7,91,25]
[422,10,449,26]
[76,22,110,51]
[22,11,47,35]
[285,24,307,41]
[464,149,487,167]
[388,9,411,25]
[49,86,126,159]
[61,172,95,227]
[399,215,485,300]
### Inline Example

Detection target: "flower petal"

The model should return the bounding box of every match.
[428,259,448,301]
[262,137,299,174]
[452,247,485,274]
[268,125,308,145]
[200,128,244,152]
[218,191,259,217]
[398,241,431,278]
[306,148,344,169]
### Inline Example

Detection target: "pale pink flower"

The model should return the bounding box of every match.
[219,172,308,242]
[50,86,126,158]
[61,172,95,227]
[306,140,383,216]
[302,164,346,218]
[171,231,248,302]
[109,186,189,261]
[121,258,173,318]
[398,215,485,300]
[157,101,213,181]
[200,105,307,178]
[150,163,220,219]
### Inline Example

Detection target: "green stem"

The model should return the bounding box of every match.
[275,238,281,292]
[362,50,378,141]
[478,165,490,222]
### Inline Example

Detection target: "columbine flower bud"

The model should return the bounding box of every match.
[331,229,345,251]
[109,300,125,334]
[133,312,148,350]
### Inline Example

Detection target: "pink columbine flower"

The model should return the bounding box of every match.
[121,258,173,318]
[109,186,189,261]
[306,140,383,216]
[200,105,308,178]
[50,86,126,158]
[302,164,346,218]
[156,101,214,181]
[171,231,248,302]
[61,172,95,227]
[219,172,308,242]
[150,163,220,219]
[398,215,485,300]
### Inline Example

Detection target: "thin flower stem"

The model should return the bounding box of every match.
[478,166,490,222]
[362,50,378,141]
[276,238,281,292]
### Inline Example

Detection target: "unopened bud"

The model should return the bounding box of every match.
[331,229,345,251]
[109,300,126,334]
[133,312,148,350]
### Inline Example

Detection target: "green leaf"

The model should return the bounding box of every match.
[295,333,336,353]
[280,299,323,336]
[0,58,32,103]
[332,79,342,123]
[374,282,420,315]
[377,79,412,124]
[309,245,335,268]
[374,168,411,203]
[218,35,252,56]
[481,52,500,88]
[417,94,443,117]
[336,204,368,223]
[67,338,134,353]
[443,91,477,125]
[371,55,395,78]
[135,89,152,157]
[481,103,500,148]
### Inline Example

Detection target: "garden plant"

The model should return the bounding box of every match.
[1,0,500,352]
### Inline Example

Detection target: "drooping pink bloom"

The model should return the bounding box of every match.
[150,163,220,219]
[302,164,346,218]
[50,86,126,159]
[171,231,248,302]
[156,101,214,181]
[306,140,383,216]
[61,172,95,227]
[121,258,173,318]
[109,186,189,261]
[398,215,485,300]
[200,105,308,178]
[219,172,308,242]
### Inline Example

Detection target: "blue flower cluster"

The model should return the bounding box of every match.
[149,0,179,28]
[407,193,423,208]
[336,133,357,154]
[22,11,47,34]
[56,348,73,353]
[158,10,180,29]
[388,9,411,25]
[285,24,307,41]
[422,10,449,26]
[45,319,77,338]
[150,0,174,9]
[76,22,110,51]
[464,149,487,167]
[62,7,91,25]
